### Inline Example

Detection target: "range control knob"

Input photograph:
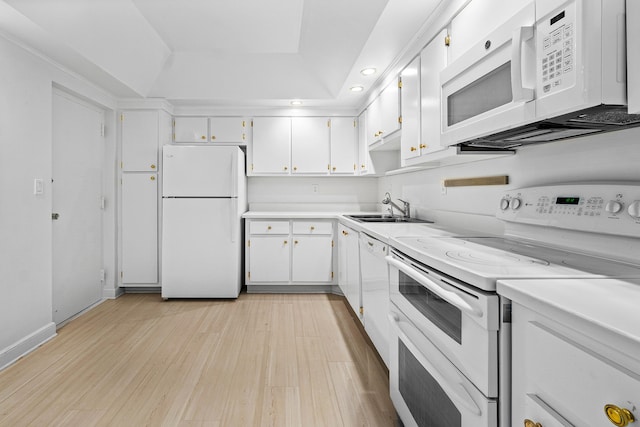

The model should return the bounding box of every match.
[511,197,522,210]
[500,197,510,211]
[628,201,640,219]
[605,200,624,214]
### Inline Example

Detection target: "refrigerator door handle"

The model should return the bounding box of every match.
[230,200,238,243]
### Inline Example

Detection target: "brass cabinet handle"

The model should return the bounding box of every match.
[310,226,315,231]
[524,420,542,427]
[150,164,156,169]
[150,176,156,181]
[211,135,216,140]
[379,130,384,135]
[283,240,288,245]
[284,166,288,171]
[420,143,427,149]
[332,166,337,171]
[410,147,417,152]
[605,404,636,426]
[361,164,365,169]
[342,230,348,236]
[293,166,298,171]
[267,226,272,230]
[294,240,299,245]
[201,135,206,140]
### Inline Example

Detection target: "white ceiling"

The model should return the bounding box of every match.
[0,0,443,109]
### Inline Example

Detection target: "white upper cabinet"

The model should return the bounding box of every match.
[174,117,248,143]
[121,110,161,172]
[449,0,534,62]
[173,117,208,142]
[330,117,357,175]
[420,29,450,156]
[367,78,401,147]
[400,56,421,163]
[209,117,248,143]
[250,117,291,175]
[291,117,330,174]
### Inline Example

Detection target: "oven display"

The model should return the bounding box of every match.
[556,196,580,205]
[399,271,462,344]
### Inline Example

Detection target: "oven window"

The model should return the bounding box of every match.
[399,271,462,343]
[447,62,512,126]
[399,340,461,427]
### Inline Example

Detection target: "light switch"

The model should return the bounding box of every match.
[34,178,44,195]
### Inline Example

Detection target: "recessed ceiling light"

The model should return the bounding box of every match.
[350,85,364,92]
[290,100,303,106]
[360,68,377,76]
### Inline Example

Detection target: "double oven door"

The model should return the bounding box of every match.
[386,248,504,427]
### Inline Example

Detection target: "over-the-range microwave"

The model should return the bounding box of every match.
[440,0,640,149]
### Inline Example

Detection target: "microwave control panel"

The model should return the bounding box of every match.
[537,1,577,96]
[497,184,640,238]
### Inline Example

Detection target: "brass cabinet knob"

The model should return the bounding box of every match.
[420,144,427,149]
[524,420,542,427]
[267,226,272,230]
[294,240,299,245]
[284,166,288,171]
[374,132,379,137]
[342,230,348,236]
[293,166,298,171]
[332,167,337,171]
[150,164,156,169]
[310,226,315,231]
[605,404,636,426]
[150,176,156,181]
[283,240,288,245]
[211,135,216,140]
[410,146,417,152]
[379,130,384,135]
[201,135,206,140]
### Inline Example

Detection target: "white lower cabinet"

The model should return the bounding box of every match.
[246,219,335,290]
[338,223,361,318]
[121,172,158,284]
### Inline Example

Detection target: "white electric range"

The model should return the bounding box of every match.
[386,183,640,427]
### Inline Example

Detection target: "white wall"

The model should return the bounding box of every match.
[379,128,640,258]
[248,176,378,212]
[0,35,117,369]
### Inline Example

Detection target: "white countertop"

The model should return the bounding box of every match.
[242,211,449,242]
[498,277,640,358]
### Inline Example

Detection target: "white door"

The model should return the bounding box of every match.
[52,90,104,325]
[330,118,357,175]
[121,110,158,171]
[173,117,208,142]
[251,117,291,174]
[291,117,329,174]
[209,117,247,143]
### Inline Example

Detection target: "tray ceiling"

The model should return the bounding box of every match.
[1,0,443,108]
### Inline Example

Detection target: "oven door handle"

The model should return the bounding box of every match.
[386,256,484,318]
[389,311,483,416]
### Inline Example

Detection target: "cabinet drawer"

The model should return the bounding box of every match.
[249,220,290,235]
[292,221,333,235]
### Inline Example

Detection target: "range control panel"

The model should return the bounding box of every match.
[497,184,640,237]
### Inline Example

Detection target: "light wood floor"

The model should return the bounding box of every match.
[0,293,398,426]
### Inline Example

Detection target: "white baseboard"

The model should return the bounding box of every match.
[0,323,57,371]
[103,286,125,299]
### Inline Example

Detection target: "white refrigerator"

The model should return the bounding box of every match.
[161,145,246,299]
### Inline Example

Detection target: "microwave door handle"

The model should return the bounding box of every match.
[386,256,483,318]
[511,25,534,102]
[389,312,483,417]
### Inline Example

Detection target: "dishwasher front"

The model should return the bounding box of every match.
[359,232,390,367]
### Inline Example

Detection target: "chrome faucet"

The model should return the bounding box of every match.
[382,192,410,218]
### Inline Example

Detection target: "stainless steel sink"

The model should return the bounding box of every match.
[345,214,433,224]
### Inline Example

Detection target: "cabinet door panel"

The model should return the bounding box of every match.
[292,236,333,282]
[251,117,291,174]
[121,110,158,171]
[121,173,158,284]
[174,117,208,142]
[420,29,449,155]
[291,117,329,174]
[209,117,247,143]
[400,57,421,162]
[248,236,290,282]
[381,79,401,137]
[330,118,357,175]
